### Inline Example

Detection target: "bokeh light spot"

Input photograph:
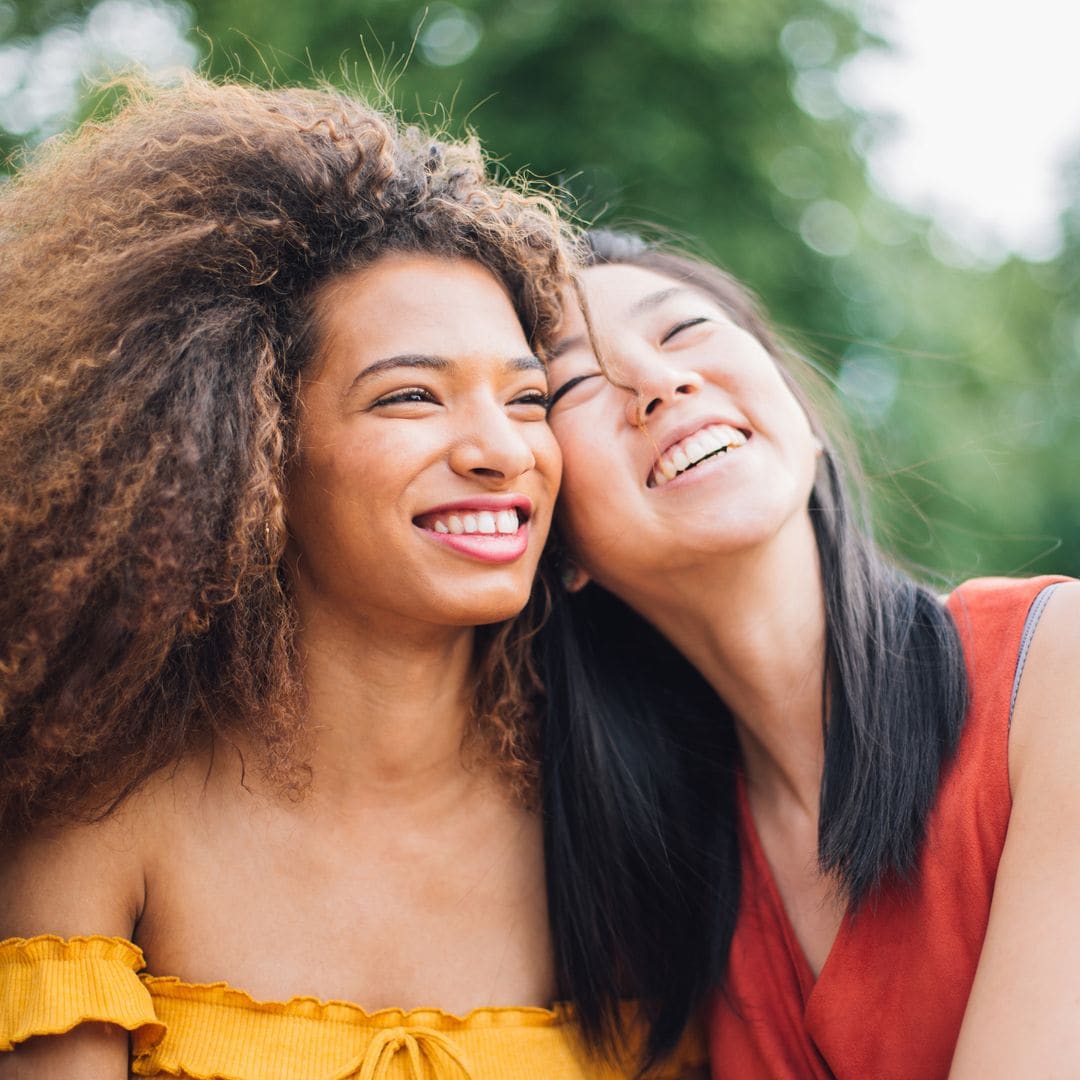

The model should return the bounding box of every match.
[418,4,483,67]
[779,18,836,69]
[800,199,858,257]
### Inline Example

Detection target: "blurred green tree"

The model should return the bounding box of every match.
[2,0,1075,577]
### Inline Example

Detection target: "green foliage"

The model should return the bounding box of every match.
[2,0,1076,578]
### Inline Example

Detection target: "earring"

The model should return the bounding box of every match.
[812,436,825,457]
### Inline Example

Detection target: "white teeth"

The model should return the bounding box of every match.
[698,430,721,453]
[650,424,748,487]
[496,510,519,534]
[428,509,522,535]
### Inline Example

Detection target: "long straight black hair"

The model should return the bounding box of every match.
[535,230,968,1066]
[538,556,738,1069]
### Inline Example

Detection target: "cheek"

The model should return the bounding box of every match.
[552,411,639,530]
[739,364,815,446]
[286,439,377,548]
[550,410,613,488]
[300,445,361,505]
[760,386,819,501]
[779,397,818,472]
[552,450,621,561]
[531,424,563,496]
[552,434,598,510]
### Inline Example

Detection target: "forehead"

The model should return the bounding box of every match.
[557,263,710,345]
[583,263,693,313]
[314,253,528,370]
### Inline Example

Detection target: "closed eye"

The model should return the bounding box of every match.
[548,372,600,411]
[661,317,711,345]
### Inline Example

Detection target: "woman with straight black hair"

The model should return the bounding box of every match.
[541,228,1080,1078]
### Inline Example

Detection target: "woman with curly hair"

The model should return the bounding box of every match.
[0,85,709,1078]
[543,229,1080,1078]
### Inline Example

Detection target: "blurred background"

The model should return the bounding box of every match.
[2,0,1077,580]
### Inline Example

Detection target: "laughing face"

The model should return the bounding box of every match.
[546,262,818,595]
[285,253,560,632]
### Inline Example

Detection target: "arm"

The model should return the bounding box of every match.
[950,581,1080,1076]
[0,815,144,1079]
[0,1024,128,1080]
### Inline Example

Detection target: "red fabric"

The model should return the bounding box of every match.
[708,576,1070,1080]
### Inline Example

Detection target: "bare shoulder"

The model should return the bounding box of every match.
[0,752,250,1077]
[0,740,298,941]
[1008,579,1080,788]
[0,804,146,941]
[950,580,1080,1076]
[0,751,220,941]
[0,804,147,1076]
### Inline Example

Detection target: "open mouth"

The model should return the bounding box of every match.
[647,423,749,488]
[412,506,530,535]
[412,503,533,565]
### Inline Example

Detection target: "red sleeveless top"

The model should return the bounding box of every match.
[707,576,1069,1079]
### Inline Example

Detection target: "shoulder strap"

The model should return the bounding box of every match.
[1009,582,1065,721]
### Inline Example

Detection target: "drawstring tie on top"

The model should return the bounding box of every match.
[330,1025,475,1080]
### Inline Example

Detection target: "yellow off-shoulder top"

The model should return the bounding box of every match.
[0,936,703,1079]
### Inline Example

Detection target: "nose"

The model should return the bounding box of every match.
[620,354,704,426]
[448,405,537,483]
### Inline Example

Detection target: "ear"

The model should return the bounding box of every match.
[561,561,591,594]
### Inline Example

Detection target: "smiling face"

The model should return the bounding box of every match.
[285,253,561,632]
[547,263,818,594]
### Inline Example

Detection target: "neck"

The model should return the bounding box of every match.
[293,594,482,810]
[607,513,827,816]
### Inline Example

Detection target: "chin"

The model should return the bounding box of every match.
[440,584,535,628]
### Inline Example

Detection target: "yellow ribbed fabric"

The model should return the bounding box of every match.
[0,936,164,1053]
[0,936,704,1079]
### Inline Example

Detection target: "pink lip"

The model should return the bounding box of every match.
[412,493,535,565]
[649,451,742,493]
[414,494,533,520]
[420,525,531,564]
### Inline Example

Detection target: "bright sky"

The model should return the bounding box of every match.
[839,0,1080,261]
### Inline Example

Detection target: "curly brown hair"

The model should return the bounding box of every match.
[0,75,571,837]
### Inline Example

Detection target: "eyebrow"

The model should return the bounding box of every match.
[548,336,584,360]
[548,286,691,360]
[350,352,543,387]
[629,285,686,315]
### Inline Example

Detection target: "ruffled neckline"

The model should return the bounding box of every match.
[142,974,574,1029]
[0,934,573,1029]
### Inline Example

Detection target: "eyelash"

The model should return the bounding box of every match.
[514,390,551,410]
[547,372,598,411]
[661,316,710,344]
[372,387,436,407]
[372,388,550,409]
